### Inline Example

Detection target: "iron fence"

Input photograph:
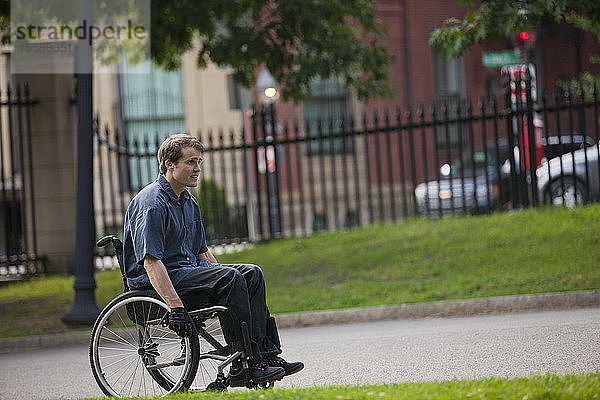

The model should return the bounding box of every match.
[0,85,43,281]
[94,72,600,264]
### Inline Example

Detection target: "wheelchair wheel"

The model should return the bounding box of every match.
[89,291,200,397]
[189,315,229,391]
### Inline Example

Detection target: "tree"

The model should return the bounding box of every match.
[429,0,600,58]
[149,0,393,102]
[1,0,392,102]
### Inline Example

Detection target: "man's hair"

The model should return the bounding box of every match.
[157,134,204,174]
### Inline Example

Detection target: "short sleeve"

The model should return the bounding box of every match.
[197,219,208,255]
[188,196,208,256]
[131,207,165,264]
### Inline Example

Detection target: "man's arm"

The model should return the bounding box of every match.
[144,254,184,308]
[197,248,217,263]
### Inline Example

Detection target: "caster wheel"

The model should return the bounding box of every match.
[207,381,227,391]
[257,380,275,389]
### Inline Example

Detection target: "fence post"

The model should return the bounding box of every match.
[384,109,397,221]
[397,106,409,218]
[430,103,441,218]
[251,106,265,239]
[578,84,591,202]
[524,68,538,206]
[373,110,384,221]
[0,88,10,270]
[406,109,417,217]
[317,118,328,230]
[24,84,39,268]
[267,102,282,237]
[242,109,257,242]
[503,69,521,209]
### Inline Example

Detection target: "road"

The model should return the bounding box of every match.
[1,308,599,399]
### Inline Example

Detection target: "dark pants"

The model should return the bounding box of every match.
[174,263,281,358]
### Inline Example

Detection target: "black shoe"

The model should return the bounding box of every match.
[266,355,304,376]
[229,358,285,387]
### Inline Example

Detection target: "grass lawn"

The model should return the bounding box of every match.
[1,204,600,338]
[78,373,599,400]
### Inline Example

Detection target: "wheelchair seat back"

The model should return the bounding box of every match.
[96,235,129,292]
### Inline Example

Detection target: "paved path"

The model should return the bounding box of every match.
[1,308,598,399]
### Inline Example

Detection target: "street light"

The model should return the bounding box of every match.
[264,86,278,100]
[257,68,279,104]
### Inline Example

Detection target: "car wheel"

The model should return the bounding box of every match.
[545,177,587,208]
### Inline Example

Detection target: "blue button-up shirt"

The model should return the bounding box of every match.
[123,174,209,289]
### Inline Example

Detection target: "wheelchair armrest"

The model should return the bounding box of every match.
[188,305,228,319]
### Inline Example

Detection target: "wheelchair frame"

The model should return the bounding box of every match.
[89,235,266,398]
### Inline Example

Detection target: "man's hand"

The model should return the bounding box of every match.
[168,307,192,337]
[197,249,217,263]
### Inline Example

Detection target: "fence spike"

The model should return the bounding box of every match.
[578,81,585,102]
[554,86,562,104]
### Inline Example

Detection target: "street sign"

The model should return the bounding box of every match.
[482,51,518,67]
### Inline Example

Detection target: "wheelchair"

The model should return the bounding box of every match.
[89,235,277,398]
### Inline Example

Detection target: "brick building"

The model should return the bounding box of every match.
[277,0,600,127]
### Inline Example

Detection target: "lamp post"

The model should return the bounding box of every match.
[256,68,281,237]
[62,0,100,326]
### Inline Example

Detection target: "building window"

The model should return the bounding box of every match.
[227,73,251,110]
[485,74,498,103]
[119,60,186,190]
[433,48,463,149]
[304,76,353,155]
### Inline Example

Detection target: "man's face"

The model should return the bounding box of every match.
[168,146,203,190]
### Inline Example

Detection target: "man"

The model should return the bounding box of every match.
[123,134,303,387]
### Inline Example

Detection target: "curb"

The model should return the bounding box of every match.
[274,289,600,328]
[2,289,599,355]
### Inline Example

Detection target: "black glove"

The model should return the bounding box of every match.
[168,307,192,337]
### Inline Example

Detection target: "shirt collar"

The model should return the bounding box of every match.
[158,174,191,204]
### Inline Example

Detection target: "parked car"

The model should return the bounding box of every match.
[414,141,512,216]
[536,142,600,207]
[540,134,595,162]
[415,135,595,216]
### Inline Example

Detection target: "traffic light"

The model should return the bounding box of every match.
[514,30,536,48]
